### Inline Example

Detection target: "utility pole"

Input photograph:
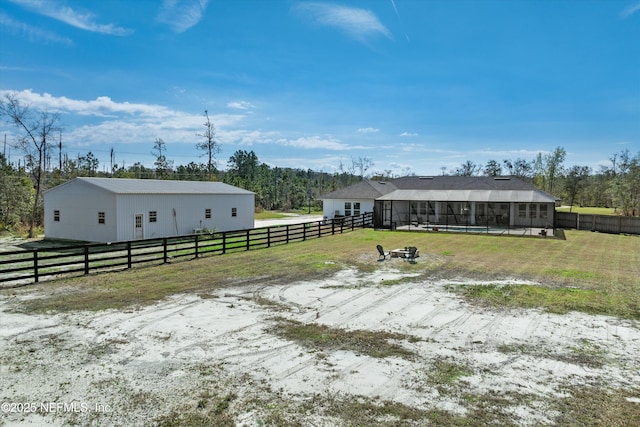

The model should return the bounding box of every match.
[58,131,62,171]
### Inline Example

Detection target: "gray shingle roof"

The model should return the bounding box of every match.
[320,176,556,203]
[320,180,397,199]
[68,177,254,195]
[392,175,538,190]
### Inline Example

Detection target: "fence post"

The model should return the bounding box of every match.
[286,225,290,243]
[33,250,39,283]
[84,245,90,275]
[163,238,168,263]
[318,221,321,237]
[127,242,132,269]
[267,227,271,248]
[222,232,227,254]
[195,235,199,258]
[246,230,250,250]
[332,220,335,235]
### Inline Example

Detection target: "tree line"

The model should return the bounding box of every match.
[1,93,639,237]
[444,147,639,216]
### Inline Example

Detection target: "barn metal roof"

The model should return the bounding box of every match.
[61,177,254,195]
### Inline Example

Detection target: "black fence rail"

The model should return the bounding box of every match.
[0,212,373,287]
[555,211,640,235]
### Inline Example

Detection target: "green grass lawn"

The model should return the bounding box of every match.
[556,206,620,215]
[12,228,640,319]
[254,210,291,220]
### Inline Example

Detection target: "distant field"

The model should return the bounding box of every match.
[254,209,323,220]
[254,210,290,220]
[556,206,619,215]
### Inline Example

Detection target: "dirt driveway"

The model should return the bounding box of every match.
[1,267,639,425]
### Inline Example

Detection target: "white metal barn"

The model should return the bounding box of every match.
[44,177,255,243]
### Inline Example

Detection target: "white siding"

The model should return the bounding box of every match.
[44,178,255,243]
[115,194,254,241]
[322,199,374,219]
[44,180,117,242]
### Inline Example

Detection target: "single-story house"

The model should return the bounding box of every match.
[319,179,396,221]
[320,175,556,229]
[44,177,255,242]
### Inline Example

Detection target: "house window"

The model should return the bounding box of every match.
[529,204,538,219]
[149,211,157,222]
[98,212,105,224]
[54,210,60,222]
[518,204,527,218]
[344,202,352,216]
[354,202,361,216]
[205,208,212,219]
[540,205,548,220]
[231,207,237,217]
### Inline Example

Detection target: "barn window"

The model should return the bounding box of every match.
[231,207,237,217]
[205,208,212,219]
[149,211,157,222]
[54,210,60,222]
[98,212,105,224]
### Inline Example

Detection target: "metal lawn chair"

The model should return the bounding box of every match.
[376,244,390,260]
[404,246,418,263]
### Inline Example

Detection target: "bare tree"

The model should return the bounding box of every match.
[484,160,502,176]
[455,160,480,176]
[351,156,374,178]
[0,93,61,237]
[195,110,221,180]
[151,138,173,178]
[545,146,566,195]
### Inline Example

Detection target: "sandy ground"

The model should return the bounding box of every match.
[1,265,639,426]
[254,214,324,228]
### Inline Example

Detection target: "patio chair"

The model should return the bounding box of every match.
[376,244,390,260]
[404,246,418,263]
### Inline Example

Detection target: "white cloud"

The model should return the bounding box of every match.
[357,127,379,133]
[1,89,173,117]
[0,89,248,153]
[0,11,72,45]
[227,100,255,110]
[157,0,209,33]
[400,131,418,137]
[293,2,392,42]
[8,0,132,35]
[280,136,349,150]
[621,2,640,18]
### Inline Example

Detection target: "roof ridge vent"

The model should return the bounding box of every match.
[494,177,511,180]
[419,176,434,179]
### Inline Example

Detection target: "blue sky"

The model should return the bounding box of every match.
[1,0,639,176]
